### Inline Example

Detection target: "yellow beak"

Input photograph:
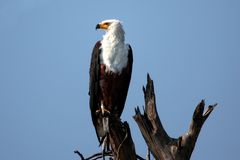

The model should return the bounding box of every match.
[95,23,109,30]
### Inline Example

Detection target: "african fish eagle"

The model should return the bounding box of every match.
[89,19,133,149]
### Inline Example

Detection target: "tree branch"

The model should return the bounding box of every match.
[74,150,113,160]
[109,119,137,160]
[75,119,137,160]
[133,74,217,160]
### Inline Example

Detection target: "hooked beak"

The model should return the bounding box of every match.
[95,24,100,30]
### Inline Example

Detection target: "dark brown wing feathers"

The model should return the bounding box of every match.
[89,41,101,141]
[98,45,133,117]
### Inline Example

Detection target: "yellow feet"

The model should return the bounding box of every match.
[95,108,110,115]
[96,102,110,116]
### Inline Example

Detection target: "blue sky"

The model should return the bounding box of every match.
[0,0,239,159]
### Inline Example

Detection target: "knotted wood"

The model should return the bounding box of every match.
[109,120,137,160]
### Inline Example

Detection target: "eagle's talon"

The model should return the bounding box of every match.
[95,109,101,115]
[96,106,111,117]
[103,108,110,114]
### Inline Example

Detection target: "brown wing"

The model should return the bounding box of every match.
[89,41,101,142]
[99,44,133,118]
[114,44,133,117]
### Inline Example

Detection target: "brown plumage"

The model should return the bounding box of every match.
[89,40,133,142]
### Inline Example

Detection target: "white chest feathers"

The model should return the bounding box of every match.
[100,37,129,73]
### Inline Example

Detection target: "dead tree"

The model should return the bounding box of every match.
[133,74,217,160]
[75,74,216,160]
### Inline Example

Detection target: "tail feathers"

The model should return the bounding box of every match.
[99,117,110,148]
[99,116,110,158]
[100,132,110,160]
[99,134,107,147]
[102,117,109,133]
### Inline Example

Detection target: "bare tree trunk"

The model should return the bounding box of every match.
[133,74,217,160]
[74,119,137,160]
[109,119,137,160]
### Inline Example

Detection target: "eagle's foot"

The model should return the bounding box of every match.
[96,108,110,117]
[96,102,111,117]
[102,108,110,117]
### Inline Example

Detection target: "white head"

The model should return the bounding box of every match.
[96,19,125,42]
[96,19,122,30]
[95,19,129,73]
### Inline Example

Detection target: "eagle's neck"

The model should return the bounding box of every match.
[100,24,129,73]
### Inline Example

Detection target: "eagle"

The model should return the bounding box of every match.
[89,19,133,151]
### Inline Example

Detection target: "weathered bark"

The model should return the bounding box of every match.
[133,74,217,160]
[75,119,137,160]
[109,120,137,160]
